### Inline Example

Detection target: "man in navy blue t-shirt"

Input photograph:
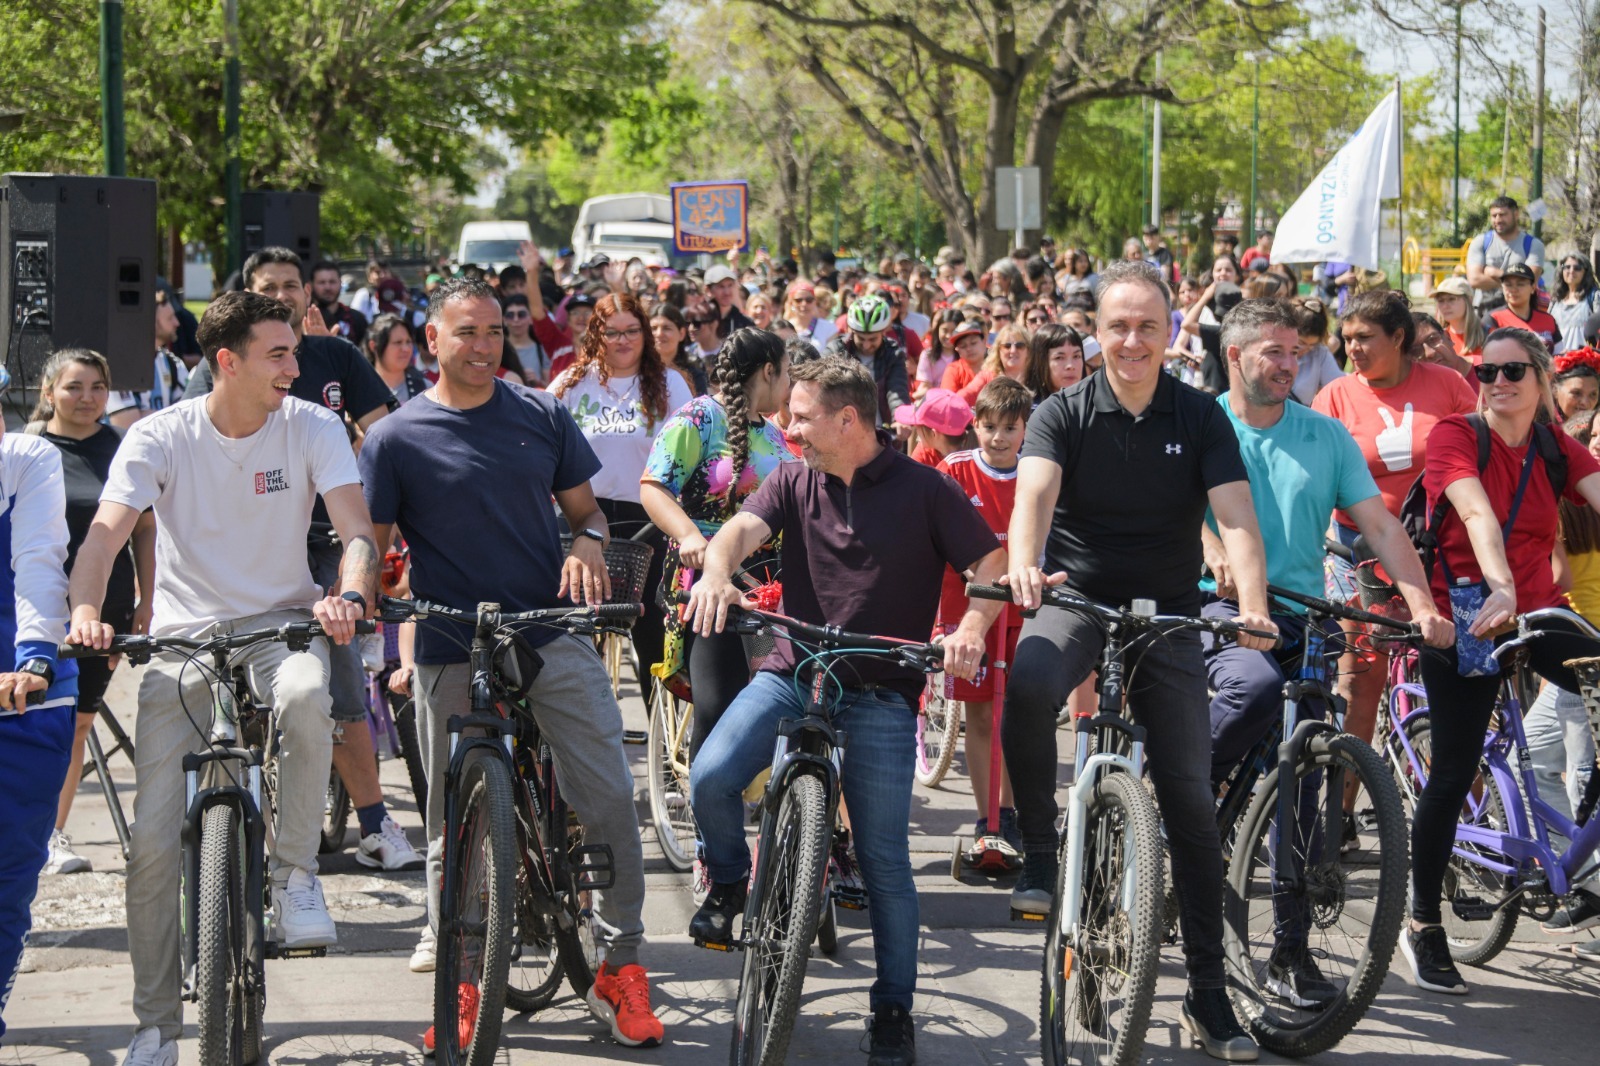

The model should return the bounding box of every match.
[359,278,665,1051]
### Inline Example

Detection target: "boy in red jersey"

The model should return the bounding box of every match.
[936,376,1032,864]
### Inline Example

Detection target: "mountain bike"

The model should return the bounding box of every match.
[382,596,639,1066]
[689,603,944,1066]
[1213,584,1411,1057]
[1392,607,1600,966]
[62,617,376,1066]
[966,583,1271,1066]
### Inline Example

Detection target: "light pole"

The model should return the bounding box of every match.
[100,0,125,176]
[1246,55,1260,246]
[1453,0,1463,244]
[224,0,242,278]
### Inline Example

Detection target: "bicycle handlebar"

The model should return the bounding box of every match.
[377,596,642,626]
[58,619,379,660]
[964,583,1278,643]
[714,602,946,673]
[1265,583,1419,637]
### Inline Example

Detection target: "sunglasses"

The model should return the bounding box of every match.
[991,312,1012,321]
[1472,361,1535,384]
[688,318,716,327]
[1563,262,1586,272]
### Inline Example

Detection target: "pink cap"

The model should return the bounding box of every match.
[894,389,974,436]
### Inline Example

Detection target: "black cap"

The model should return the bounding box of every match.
[579,252,611,270]
[1502,262,1537,283]
[567,291,600,309]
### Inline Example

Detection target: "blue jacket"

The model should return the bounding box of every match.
[0,434,77,711]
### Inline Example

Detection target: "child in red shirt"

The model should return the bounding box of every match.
[894,388,974,466]
[936,376,1031,860]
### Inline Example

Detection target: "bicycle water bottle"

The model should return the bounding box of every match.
[211,682,238,743]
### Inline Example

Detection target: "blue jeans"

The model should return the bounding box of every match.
[691,670,920,1010]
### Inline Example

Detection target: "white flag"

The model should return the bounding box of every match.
[1270,89,1401,270]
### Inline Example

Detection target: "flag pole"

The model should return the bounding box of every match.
[1395,76,1406,296]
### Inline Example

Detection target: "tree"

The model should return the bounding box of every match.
[735,0,1291,265]
[0,0,664,257]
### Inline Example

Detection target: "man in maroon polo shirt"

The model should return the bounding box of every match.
[684,357,1007,1066]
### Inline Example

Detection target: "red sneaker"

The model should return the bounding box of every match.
[422,981,479,1057]
[585,961,665,1047]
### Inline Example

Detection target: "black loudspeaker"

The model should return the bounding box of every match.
[241,190,320,275]
[1,173,157,395]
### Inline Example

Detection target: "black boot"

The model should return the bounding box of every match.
[862,1003,915,1066]
[688,879,747,944]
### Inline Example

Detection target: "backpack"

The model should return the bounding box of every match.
[1480,231,1544,289]
[1400,413,1568,578]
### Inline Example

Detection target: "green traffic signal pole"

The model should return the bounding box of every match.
[1246,58,1260,246]
[224,0,243,279]
[1453,0,1463,244]
[100,0,125,176]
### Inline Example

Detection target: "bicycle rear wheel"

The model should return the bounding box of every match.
[731,773,830,1066]
[1224,733,1407,1057]
[196,802,262,1066]
[393,696,429,815]
[647,684,698,871]
[319,768,351,854]
[435,751,517,1066]
[914,678,960,788]
[1040,771,1163,1066]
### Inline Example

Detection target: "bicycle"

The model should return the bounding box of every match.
[1212,583,1411,1057]
[61,617,376,1066]
[1391,607,1600,967]
[914,671,960,788]
[381,596,640,1066]
[965,582,1271,1066]
[685,602,944,1066]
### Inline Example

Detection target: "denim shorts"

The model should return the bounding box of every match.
[1324,522,1361,605]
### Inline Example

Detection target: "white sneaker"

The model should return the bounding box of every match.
[271,867,337,948]
[44,828,92,875]
[122,1026,178,1066]
[410,925,437,973]
[357,815,425,871]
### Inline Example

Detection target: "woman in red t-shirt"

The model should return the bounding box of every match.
[1409,327,1600,995]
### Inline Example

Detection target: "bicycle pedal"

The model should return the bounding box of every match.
[1449,895,1498,922]
[693,937,741,952]
[570,843,616,891]
[832,888,869,911]
[1010,908,1047,923]
[264,944,327,960]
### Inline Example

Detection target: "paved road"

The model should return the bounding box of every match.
[6,669,1599,1065]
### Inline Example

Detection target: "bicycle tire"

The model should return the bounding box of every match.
[319,769,351,854]
[557,807,600,998]
[394,697,429,815]
[1406,718,1520,966]
[914,679,960,788]
[504,864,568,1014]
[434,751,517,1066]
[1224,733,1407,1057]
[647,684,698,872]
[730,772,830,1066]
[197,802,260,1066]
[1040,770,1163,1066]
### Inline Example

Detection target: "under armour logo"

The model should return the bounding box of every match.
[1165,443,1183,455]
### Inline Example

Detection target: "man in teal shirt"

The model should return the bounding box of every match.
[1198,299,1451,1007]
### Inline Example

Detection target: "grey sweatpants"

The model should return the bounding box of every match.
[126,609,333,1042]
[415,634,645,966]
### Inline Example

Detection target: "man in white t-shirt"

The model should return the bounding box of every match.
[66,291,378,1066]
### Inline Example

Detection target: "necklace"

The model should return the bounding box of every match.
[600,371,639,407]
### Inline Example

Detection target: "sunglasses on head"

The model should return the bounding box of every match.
[1472,361,1535,384]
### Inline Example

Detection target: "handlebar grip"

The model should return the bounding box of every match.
[1324,536,1354,563]
[58,642,108,659]
[593,603,643,621]
[964,583,1013,603]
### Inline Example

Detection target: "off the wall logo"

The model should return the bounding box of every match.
[255,468,289,495]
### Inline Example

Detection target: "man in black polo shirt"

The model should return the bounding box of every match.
[185,247,423,873]
[684,357,1005,1066]
[1003,261,1276,1061]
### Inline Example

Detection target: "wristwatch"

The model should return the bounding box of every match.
[340,590,368,613]
[576,527,606,546]
[18,658,53,685]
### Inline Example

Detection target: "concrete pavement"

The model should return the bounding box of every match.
[4,668,1598,1065]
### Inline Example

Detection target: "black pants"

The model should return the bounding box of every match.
[1003,605,1227,988]
[685,627,754,760]
[1413,615,1596,923]
[593,498,667,701]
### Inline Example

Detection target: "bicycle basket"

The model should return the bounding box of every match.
[560,535,655,606]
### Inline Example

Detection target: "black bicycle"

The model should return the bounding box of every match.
[965,583,1272,1066]
[379,596,640,1066]
[62,618,376,1066]
[687,604,944,1066]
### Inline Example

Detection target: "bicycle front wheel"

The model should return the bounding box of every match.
[1041,770,1163,1066]
[647,684,698,871]
[196,802,262,1066]
[1224,732,1407,1057]
[435,751,517,1066]
[914,678,960,788]
[731,772,830,1066]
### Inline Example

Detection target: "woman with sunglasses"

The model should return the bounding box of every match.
[1407,327,1600,993]
[1313,290,1476,800]
[781,281,835,349]
[1554,256,1600,354]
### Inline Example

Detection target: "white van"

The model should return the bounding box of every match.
[456,220,533,271]
[571,194,702,270]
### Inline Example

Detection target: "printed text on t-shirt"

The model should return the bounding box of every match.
[255,468,289,494]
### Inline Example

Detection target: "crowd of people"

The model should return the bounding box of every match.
[2,190,1600,1066]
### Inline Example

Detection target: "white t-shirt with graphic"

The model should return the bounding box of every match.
[551,367,693,504]
[101,395,361,636]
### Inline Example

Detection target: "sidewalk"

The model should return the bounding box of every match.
[5,669,1598,1064]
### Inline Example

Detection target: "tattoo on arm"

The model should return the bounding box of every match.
[339,536,381,601]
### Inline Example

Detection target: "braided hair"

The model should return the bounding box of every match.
[712,328,787,491]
